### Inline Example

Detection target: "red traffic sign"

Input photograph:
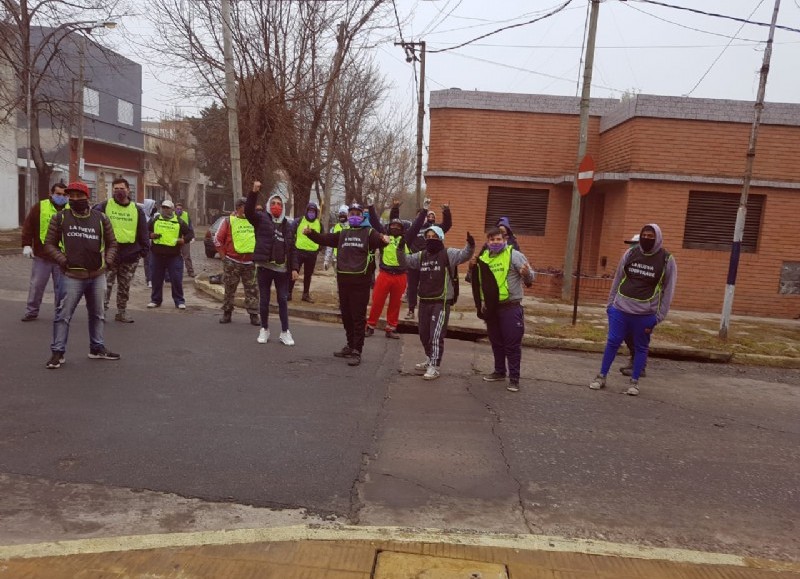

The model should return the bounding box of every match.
[577,155,595,196]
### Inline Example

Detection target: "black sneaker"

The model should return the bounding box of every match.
[22,313,38,322]
[347,352,362,366]
[621,366,646,377]
[365,326,375,337]
[46,353,65,369]
[385,330,400,339]
[301,293,314,303]
[506,379,520,392]
[88,348,121,361]
[334,346,354,358]
[249,313,260,326]
[483,372,506,382]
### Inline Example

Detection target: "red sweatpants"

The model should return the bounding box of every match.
[367,270,407,331]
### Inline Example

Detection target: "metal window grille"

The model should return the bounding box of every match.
[117,99,134,126]
[485,186,549,235]
[683,191,764,252]
[83,87,99,116]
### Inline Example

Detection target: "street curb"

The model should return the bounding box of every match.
[0,248,20,257]
[193,278,796,367]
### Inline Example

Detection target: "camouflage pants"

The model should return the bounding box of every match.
[105,260,139,311]
[222,259,258,314]
[181,242,195,276]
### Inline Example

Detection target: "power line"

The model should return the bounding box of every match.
[429,0,574,54]
[622,2,767,43]
[391,0,406,46]
[634,0,800,34]
[684,0,766,96]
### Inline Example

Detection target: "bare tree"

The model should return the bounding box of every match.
[143,0,390,215]
[0,0,118,199]
[145,113,193,201]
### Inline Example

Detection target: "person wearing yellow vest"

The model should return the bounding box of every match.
[469,228,535,393]
[42,181,120,368]
[174,202,196,277]
[147,199,191,309]
[214,197,259,325]
[289,201,324,303]
[95,178,149,323]
[20,182,69,322]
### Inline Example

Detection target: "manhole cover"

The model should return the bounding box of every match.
[374,551,507,579]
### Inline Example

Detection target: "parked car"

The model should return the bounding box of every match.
[204,215,227,258]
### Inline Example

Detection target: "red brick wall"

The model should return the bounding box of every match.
[426,107,800,318]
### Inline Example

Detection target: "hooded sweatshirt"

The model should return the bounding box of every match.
[608,223,677,323]
[295,202,323,252]
[496,216,520,251]
[245,189,298,272]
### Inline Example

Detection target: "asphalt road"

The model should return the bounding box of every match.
[0,250,798,561]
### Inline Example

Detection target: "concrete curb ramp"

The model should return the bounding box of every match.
[1,526,798,577]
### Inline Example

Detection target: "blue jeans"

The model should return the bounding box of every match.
[26,256,62,317]
[150,253,184,306]
[600,306,657,381]
[51,274,106,354]
[257,267,289,331]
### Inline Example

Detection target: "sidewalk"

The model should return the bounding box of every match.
[195,266,800,369]
[2,525,799,578]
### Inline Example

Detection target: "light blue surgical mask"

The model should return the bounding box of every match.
[51,194,68,206]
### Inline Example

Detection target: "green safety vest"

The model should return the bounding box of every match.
[39,199,68,244]
[295,217,321,251]
[153,215,181,247]
[105,198,138,244]
[381,235,410,267]
[230,215,256,254]
[478,246,512,302]
[178,211,190,226]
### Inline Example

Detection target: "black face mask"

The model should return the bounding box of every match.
[338,216,347,223]
[70,198,90,213]
[389,228,403,238]
[639,237,655,253]
[426,239,444,253]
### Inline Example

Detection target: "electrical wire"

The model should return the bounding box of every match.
[633,0,800,35]
[576,0,591,97]
[429,0,574,54]
[391,0,406,46]
[622,2,767,43]
[684,0,766,96]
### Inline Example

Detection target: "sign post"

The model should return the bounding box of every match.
[572,155,595,326]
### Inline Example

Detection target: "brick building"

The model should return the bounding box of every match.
[426,90,800,319]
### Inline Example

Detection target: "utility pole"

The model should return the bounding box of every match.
[221,0,243,205]
[74,33,86,182]
[562,0,600,300]
[396,40,426,209]
[720,0,781,340]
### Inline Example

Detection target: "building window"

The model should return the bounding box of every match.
[485,186,549,235]
[118,99,134,125]
[683,191,765,252]
[780,262,800,295]
[83,87,99,116]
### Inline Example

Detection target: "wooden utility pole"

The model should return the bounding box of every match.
[395,40,426,209]
[221,0,243,204]
[720,0,781,339]
[562,0,600,300]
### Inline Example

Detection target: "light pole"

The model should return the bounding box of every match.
[25,20,115,211]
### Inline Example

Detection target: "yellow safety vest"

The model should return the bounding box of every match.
[478,246,512,302]
[153,215,181,247]
[295,217,321,251]
[381,235,410,267]
[39,199,68,244]
[179,211,190,226]
[230,215,256,254]
[105,198,138,244]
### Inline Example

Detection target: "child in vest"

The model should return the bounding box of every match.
[397,226,475,380]
[470,228,535,392]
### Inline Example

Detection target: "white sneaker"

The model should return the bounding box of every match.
[257,328,270,343]
[279,330,295,346]
[147,281,152,288]
[147,302,159,308]
[177,303,186,310]
[423,365,440,380]
[414,358,430,373]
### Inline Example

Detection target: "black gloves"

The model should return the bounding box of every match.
[466,231,475,247]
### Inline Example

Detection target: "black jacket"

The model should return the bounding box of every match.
[244,190,300,270]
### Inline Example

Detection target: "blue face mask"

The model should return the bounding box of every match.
[306,210,317,220]
[348,215,363,227]
[488,242,506,253]
[51,194,68,207]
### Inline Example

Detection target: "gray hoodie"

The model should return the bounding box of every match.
[608,223,677,322]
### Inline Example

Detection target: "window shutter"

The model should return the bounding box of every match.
[485,187,549,235]
[683,191,764,252]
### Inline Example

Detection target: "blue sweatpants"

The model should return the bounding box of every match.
[485,303,525,381]
[600,306,657,381]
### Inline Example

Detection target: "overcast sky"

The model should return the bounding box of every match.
[112,0,800,121]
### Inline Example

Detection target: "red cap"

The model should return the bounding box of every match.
[65,181,90,196]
